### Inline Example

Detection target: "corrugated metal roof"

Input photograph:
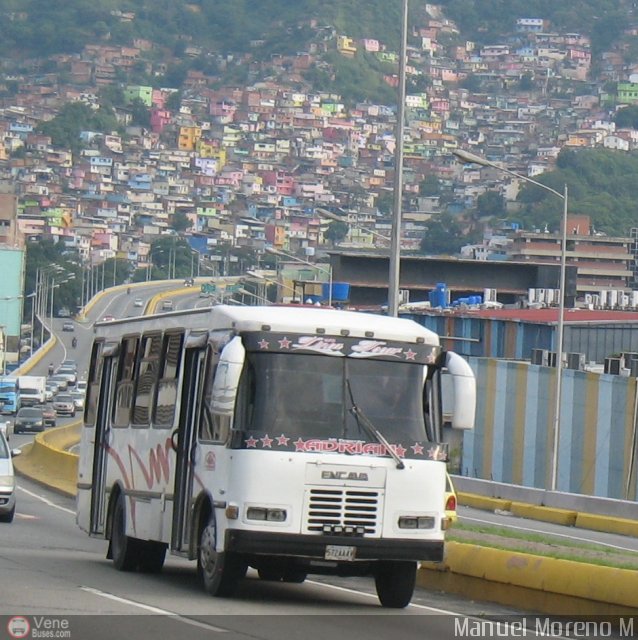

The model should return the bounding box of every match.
[458,308,638,324]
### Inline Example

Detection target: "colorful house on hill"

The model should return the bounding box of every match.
[124,85,153,107]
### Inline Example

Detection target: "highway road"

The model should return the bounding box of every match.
[5,281,637,635]
[2,475,529,640]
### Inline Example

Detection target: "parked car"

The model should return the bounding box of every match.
[133,297,144,308]
[0,430,20,522]
[62,321,74,332]
[444,473,458,526]
[13,407,45,434]
[41,403,57,428]
[52,394,76,417]
[161,299,174,311]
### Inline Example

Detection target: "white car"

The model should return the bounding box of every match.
[134,297,144,308]
[0,430,20,522]
[69,391,85,410]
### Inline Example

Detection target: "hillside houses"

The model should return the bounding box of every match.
[0,4,636,280]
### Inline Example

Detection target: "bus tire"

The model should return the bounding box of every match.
[110,495,138,572]
[282,569,307,583]
[198,514,245,597]
[137,540,167,573]
[374,561,416,609]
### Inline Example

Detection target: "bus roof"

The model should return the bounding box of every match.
[94,305,440,346]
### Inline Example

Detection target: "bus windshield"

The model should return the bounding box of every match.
[240,352,427,445]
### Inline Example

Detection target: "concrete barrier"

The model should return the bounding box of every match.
[418,542,638,615]
[13,422,80,498]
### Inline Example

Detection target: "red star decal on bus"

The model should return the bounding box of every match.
[245,437,258,448]
[276,434,290,446]
[411,443,424,455]
[261,434,274,448]
[405,349,417,361]
[258,339,269,350]
[394,444,407,457]
[278,337,291,349]
[294,438,306,451]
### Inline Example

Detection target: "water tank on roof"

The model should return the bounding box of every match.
[322,282,350,302]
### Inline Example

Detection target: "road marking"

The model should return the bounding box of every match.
[15,513,39,520]
[17,486,75,515]
[80,586,227,632]
[306,578,461,613]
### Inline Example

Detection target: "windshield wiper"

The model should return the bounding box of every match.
[346,379,405,470]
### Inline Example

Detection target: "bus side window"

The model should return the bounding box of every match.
[154,333,184,428]
[84,341,104,427]
[132,334,162,427]
[113,336,138,428]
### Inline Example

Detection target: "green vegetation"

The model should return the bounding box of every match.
[449,521,638,570]
[513,148,638,237]
[439,0,628,53]
[36,102,119,154]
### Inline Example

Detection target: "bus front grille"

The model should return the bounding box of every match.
[304,488,380,536]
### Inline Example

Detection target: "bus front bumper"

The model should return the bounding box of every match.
[226,530,444,562]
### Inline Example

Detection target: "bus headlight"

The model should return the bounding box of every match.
[398,516,435,529]
[246,506,287,522]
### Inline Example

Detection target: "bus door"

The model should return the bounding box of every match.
[171,333,208,552]
[90,343,119,535]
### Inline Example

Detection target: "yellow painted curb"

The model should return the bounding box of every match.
[458,491,511,512]
[13,422,80,498]
[510,501,578,526]
[13,335,57,376]
[419,541,638,614]
[575,512,638,537]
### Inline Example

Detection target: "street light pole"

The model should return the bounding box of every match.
[453,148,568,492]
[387,0,409,317]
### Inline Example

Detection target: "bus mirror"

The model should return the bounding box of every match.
[443,351,476,430]
[211,337,245,416]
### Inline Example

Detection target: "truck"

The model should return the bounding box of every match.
[18,376,46,406]
[0,377,20,415]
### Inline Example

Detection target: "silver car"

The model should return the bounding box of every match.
[52,394,76,417]
[0,430,20,523]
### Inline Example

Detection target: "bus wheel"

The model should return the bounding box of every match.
[374,561,416,608]
[137,540,167,573]
[198,514,244,597]
[110,495,138,571]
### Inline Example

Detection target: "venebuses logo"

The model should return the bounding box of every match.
[7,616,30,639]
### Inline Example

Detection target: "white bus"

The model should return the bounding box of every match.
[76,304,475,608]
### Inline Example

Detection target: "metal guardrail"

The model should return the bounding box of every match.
[453,475,638,520]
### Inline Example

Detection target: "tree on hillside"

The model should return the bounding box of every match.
[37,102,118,152]
[419,213,467,256]
[324,220,349,246]
[476,190,505,218]
[613,105,638,129]
[172,211,193,233]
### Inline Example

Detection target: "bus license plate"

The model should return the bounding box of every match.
[325,545,356,561]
